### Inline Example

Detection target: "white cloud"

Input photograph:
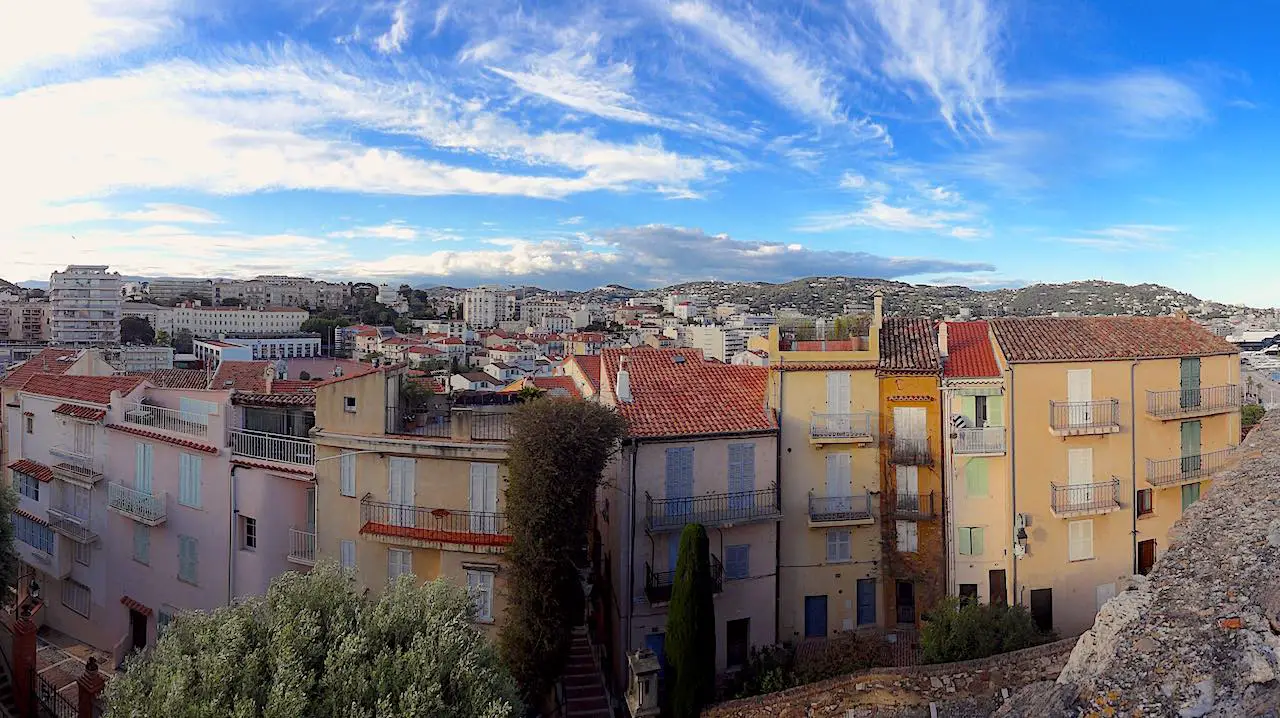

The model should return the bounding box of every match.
[797,197,975,234]
[921,184,961,203]
[559,216,585,226]
[375,0,413,54]
[117,203,222,224]
[1054,224,1179,251]
[1017,70,1208,139]
[839,171,891,195]
[328,221,462,242]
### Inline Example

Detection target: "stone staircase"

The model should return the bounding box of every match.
[562,627,611,717]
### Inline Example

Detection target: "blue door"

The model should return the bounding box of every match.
[856,579,876,626]
[664,448,694,521]
[804,595,828,637]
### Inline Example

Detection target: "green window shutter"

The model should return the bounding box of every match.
[961,396,976,423]
[1181,482,1201,510]
[958,528,972,555]
[972,528,984,556]
[965,459,988,497]
[987,397,1003,426]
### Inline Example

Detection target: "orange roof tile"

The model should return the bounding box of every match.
[567,355,601,390]
[879,317,941,373]
[21,374,144,404]
[771,361,878,372]
[990,317,1238,363]
[943,321,1001,378]
[52,404,107,422]
[0,348,80,389]
[120,596,153,616]
[127,369,210,389]
[270,380,319,395]
[211,361,271,392]
[8,459,54,483]
[601,348,775,438]
[498,376,582,399]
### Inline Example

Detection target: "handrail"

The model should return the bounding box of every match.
[1050,478,1121,513]
[229,428,315,466]
[1146,384,1240,417]
[644,486,781,531]
[1146,447,1236,486]
[1049,399,1120,430]
[359,496,509,540]
[809,412,876,440]
[954,426,1005,454]
[123,402,210,438]
[808,492,874,522]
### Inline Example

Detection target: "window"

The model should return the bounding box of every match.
[1068,520,1094,561]
[1181,482,1201,511]
[24,416,32,434]
[825,529,851,562]
[343,396,357,413]
[340,453,356,497]
[958,527,984,556]
[13,515,54,554]
[133,524,150,565]
[62,580,91,618]
[724,544,749,580]
[896,520,918,553]
[725,618,751,669]
[959,584,979,603]
[157,607,174,636]
[73,540,90,567]
[15,472,39,501]
[964,459,988,497]
[1136,488,1154,516]
[388,548,412,581]
[178,535,198,584]
[340,540,356,570]
[179,453,202,508]
[241,516,257,551]
[974,395,989,427]
[467,570,494,622]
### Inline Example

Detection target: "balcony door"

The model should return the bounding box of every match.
[825,453,852,513]
[1068,448,1094,504]
[1180,357,1202,409]
[896,465,918,512]
[134,443,153,494]
[388,457,416,527]
[826,372,851,432]
[73,422,94,457]
[1180,421,1202,476]
[468,463,499,533]
[1067,369,1092,425]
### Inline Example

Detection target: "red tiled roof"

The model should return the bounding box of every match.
[310,362,384,388]
[229,457,315,477]
[498,376,582,399]
[441,338,464,345]
[355,329,379,337]
[270,380,318,395]
[21,374,144,404]
[409,346,443,355]
[943,321,1001,378]
[120,596,153,616]
[491,344,521,352]
[0,349,80,389]
[772,361,879,372]
[106,424,220,454]
[990,317,1239,363]
[360,521,513,547]
[567,354,601,390]
[231,392,316,407]
[211,361,270,392]
[879,317,941,373]
[601,348,775,438]
[380,337,414,345]
[52,404,107,422]
[127,369,210,389]
[8,459,54,483]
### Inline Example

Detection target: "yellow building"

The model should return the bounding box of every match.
[312,365,515,629]
[876,318,944,626]
[764,293,886,639]
[989,317,1239,635]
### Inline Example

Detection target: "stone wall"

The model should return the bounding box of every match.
[703,637,1077,717]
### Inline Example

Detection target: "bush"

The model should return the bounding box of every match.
[920,597,1053,664]
[793,631,891,684]
[1243,403,1266,428]
[725,644,796,699]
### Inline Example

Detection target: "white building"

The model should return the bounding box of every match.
[170,305,308,336]
[107,345,175,372]
[463,286,517,328]
[540,314,574,332]
[521,296,570,325]
[727,313,777,329]
[684,325,760,363]
[664,293,707,315]
[193,335,321,368]
[214,276,349,309]
[376,283,399,306]
[411,319,467,338]
[49,265,123,346]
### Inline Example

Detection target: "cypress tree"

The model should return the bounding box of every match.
[665,523,717,718]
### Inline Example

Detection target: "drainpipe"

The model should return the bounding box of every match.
[774,368,784,645]
[1130,361,1138,576]
[938,367,948,598]
[625,440,638,660]
[229,464,239,606]
[1009,365,1018,607]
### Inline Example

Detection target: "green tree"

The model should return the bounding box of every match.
[499,400,627,704]
[120,316,156,345]
[1243,403,1266,428]
[219,297,243,307]
[920,596,1051,664]
[666,523,717,717]
[172,329,194,354]
[514,385,545,403]
[155,330,171,347]
[0,486,18,604]
[105,563,520,718]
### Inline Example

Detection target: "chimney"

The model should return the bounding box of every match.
[938,322,949,360]
[615,355,633,404]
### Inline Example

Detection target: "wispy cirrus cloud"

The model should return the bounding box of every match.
[1053,224,1179,251]
[798,197,976,235]
[328,221,462,242]
[374,0,413,54]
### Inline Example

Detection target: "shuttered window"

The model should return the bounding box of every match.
[340,540,356,570]
[340,453,356,497]
[724,544,750,580]
[178,535,199,584]
[388,548,412,581]
[135,443,154,494]
[825,530,851,562]
[964,459,988,497]
[133,524,150,565]
[1068,520,1093,561]
[958,527,984,556]
[179,453,202,508]
[62,580,91,618]
[467,571,495,622]
[897,521,918,553]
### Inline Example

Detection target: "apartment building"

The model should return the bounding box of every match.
[169,305,309,336]
[595,348,779,686]
[192,335,322,369]
[312,366,516,632]
[988,317,1239,635]
[876,318,944,626]
[214,276,350,309]
[463,286,518,328]
[0,296,50,342]
[939,321,1011,605]
[49,265,123,346]
[1,349,112,471]
[684,325,759,363]
[763,295,886,639]
[143,277,215,304]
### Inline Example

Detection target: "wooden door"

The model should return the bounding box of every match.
[1138,539,1157,575]
[989,569,1007,605]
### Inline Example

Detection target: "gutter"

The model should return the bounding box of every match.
[229,464,239,607]
[1130,360,1138,576]
[1009,364,1018,607]
[625,439,639,661]
[774,368,784,646]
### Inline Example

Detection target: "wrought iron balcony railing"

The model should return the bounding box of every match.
[888,491,937,520]
[1049,399,1121,434]
[644,555,724,604]
[1050,478,1121,517]
[1146,385,1240,419]
[359,496,510,548]
[808,492,874,524]
[106,482,167,525]
[809,412,875,442]
[890,436,933,466]
[644,486,781,532]
[1146,447,1236,487]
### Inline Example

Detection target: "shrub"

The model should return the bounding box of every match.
[920,597,1053,664]
[1243,403,1266,428]
[792,631,891,685]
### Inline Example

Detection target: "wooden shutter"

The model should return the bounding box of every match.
[340,453,356,496]
[971,527,984,556]
[964,459,987,497]
[1068,520,1093,561]
[136,443,153,494]
[340,540,356,569]
[958,528,972,555]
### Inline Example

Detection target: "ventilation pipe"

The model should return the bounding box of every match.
[616,355,633,403]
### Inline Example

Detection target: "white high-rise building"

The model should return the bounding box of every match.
[49,265,123,346]
[463,285,516,328]
[684,325,761,363]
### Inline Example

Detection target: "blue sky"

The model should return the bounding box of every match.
[2,1,1276,303]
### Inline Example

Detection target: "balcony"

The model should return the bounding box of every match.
[890,436,933,466]
[230,429,315,466]
[106,482,167,526]
[385,407,513,442]
[809,412,875,445]
[808,491,875,527]
[1146,447,1236,488]
[359,496,510,553]
[287,527,316,566]
[644,555,724,604]
[1146,385,1240,421]
[47,507,98,544]
[1050,478,1122,518]
[1049,399,1121,436]
[48,446,103,485]
[888,491,938,521]
[644,487,781,533]
[954,426,1005,455]
[123,403,210,439]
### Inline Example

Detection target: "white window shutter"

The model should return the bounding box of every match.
[340,540,356,569]
[340,454,356,497]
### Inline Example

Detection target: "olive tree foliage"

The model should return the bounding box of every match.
[105,563,520,718]
[499,398,627,703]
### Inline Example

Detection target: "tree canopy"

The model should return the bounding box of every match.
[120,316,156,345]
[666,523,716,717]
[105,563,520,718]
[0,487,18,604]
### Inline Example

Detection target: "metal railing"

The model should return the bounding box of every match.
[35,669,77,718]
[891,436,933,465]
[48,446,102,476]
[1146,447,1236,487]
[808,492,874,523]
[230,429,315,466]
[810,412,875,441]
[47,507,97,544]
[1049,399,1120,431]
[386,408,452,437]
[123,403,209,438]
[1050,478,1121,514]
[644,486,781,532]
[888,491,937,520]
[955,426,1005,454]
[359,496,509,542]
[644,555,725,603]
[1146,384,1240,418]
[288,528,317,565]
[471,413,512,441]
[106,482,167,524]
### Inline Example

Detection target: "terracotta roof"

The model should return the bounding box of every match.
[498,376,582,399]
[0,348,80,389]
[211,361,270,392]
[878,317,941,373]
[128,369,210,389]
[943,321,1001,378]
[409,346,443,355]
[990,317,1239,363]
[8,459,54,483]
[52,404,107,422]
[21,374,144,404]
[229,457,315,477]
[459,372,496,383]
[107,424,220,454]
[772,361,879,372]
[567,355,601,390]
[601,348,775,438]
[310,362,384,388]
[270,380,318,395]
[231,392,316,407]
[120,596,153,617]
[380,337,414,346]
[360,520,513,548]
